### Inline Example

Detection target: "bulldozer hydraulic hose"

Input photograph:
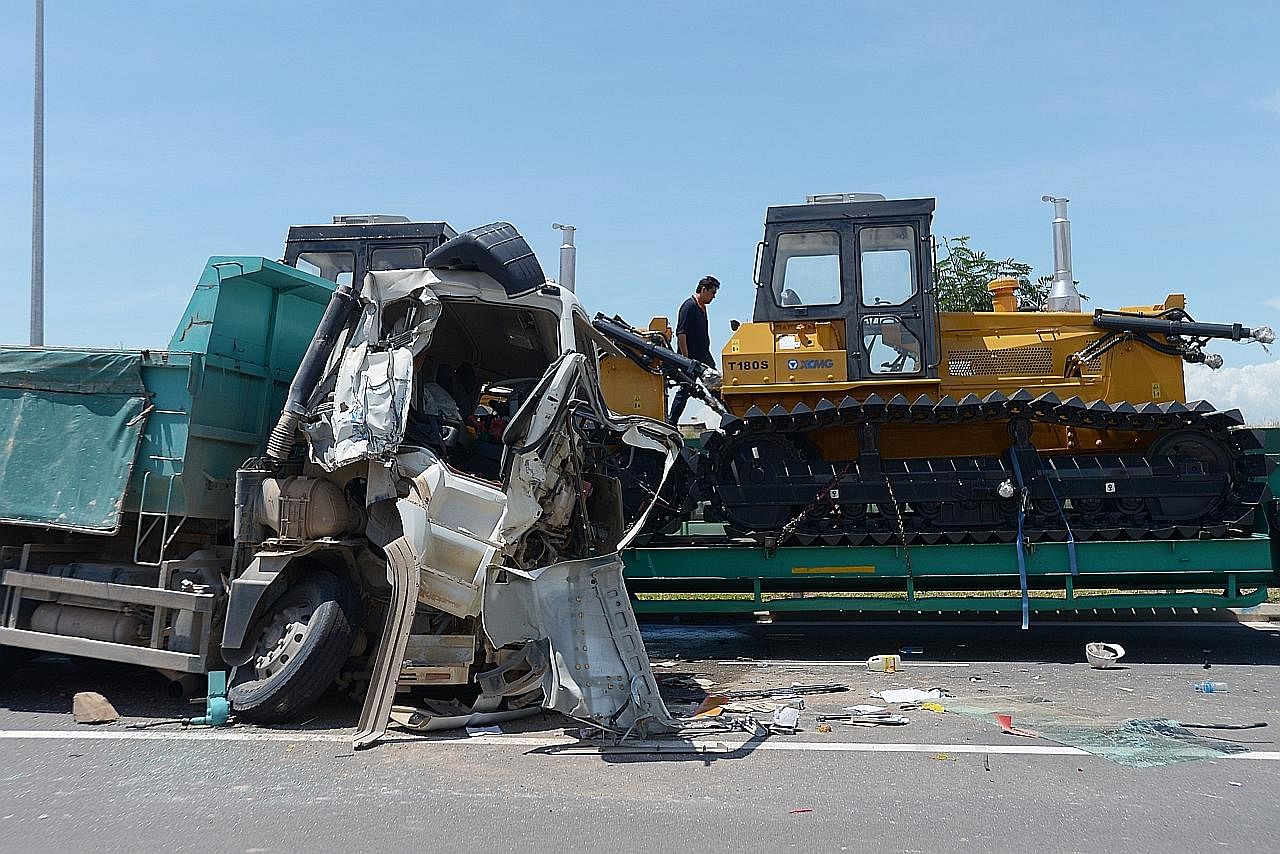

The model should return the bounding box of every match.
[1092,310,1271,343]
[592,315,710,385]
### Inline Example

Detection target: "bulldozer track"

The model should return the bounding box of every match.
[697,390,1270,547]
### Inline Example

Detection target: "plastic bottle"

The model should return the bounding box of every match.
[1192,680,1230,694]
[866,654,901,673]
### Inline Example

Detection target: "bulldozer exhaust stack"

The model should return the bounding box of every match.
[1042,195,1080,312]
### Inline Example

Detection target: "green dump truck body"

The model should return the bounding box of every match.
[0,257,335,678]
[0,258,334,534]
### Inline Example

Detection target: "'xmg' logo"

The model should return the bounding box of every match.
[788,358,835,370]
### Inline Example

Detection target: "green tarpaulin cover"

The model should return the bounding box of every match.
[0,348,149,533]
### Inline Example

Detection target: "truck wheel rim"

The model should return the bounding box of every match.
[252,603,313,680]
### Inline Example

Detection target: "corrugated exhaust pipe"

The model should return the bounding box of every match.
[265,277,363,460]
[1041,195,1080,312]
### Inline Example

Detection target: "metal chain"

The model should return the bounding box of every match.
[779,460,855,544]
[882,469,913,578]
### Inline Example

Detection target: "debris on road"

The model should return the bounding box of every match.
[1179,720,1267,732]
[947,696,1261,767]
[771,705,801,734]
[1191,681,1230,694]
[820,713,911,727]
[718,682,849,700]
[72,691,119,725]
[995,713,1041,738]
[866,654,901,672]
[1085,642,1126,669]
[873,687,950,704]
[388,702,538,733]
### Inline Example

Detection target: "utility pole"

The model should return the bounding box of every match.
[30,0,44,345]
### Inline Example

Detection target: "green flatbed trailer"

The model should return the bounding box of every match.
[623,429,1280,619]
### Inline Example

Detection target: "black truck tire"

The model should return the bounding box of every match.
[228,570,360,724]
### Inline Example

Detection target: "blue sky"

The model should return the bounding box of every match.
[1,2,1278,415]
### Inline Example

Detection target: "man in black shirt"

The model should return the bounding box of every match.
[668,275,719,424]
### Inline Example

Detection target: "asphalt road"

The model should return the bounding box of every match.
[2,619,1279,853]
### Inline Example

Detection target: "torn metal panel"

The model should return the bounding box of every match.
[398,633,476,686]
[396,465,506,619]
[354,535,421,749]
[482,554,675,737]
[392,353,602,621]
[305,272,442,470]
[498,353,589,545]
[389,703,540,733]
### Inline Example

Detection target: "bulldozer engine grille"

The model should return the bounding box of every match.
[946,346,1054,377]
[1082,355,1105,374]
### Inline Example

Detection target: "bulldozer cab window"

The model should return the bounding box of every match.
[772,231,841,307]
[862,315,921,374]
[859,226,917,307]
[371,246,425,271]
[296,251,355,286]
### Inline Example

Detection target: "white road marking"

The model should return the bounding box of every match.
[0,728,1277,760]
[716,660,971,667]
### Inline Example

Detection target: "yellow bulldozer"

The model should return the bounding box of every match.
[594,194,1274,547]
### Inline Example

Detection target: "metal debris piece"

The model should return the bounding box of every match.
[818,713,910,727]
[718,682,848,700]
[771,705,801,734]
[388,699,539,733]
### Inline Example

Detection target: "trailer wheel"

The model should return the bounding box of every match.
[228,570,360,724]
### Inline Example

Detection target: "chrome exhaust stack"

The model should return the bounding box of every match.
[553,223,576,293]
[1042,195,1081,312]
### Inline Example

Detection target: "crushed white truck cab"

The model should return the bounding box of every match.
[219,224,680,745]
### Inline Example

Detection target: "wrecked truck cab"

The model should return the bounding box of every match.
[221,223,680,742]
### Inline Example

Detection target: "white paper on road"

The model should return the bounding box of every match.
[872,688,945,703]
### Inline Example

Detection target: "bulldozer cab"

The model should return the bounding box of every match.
[753,196,938,381]
[281,215,458,286]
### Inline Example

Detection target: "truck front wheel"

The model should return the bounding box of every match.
[228,570,360,724]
